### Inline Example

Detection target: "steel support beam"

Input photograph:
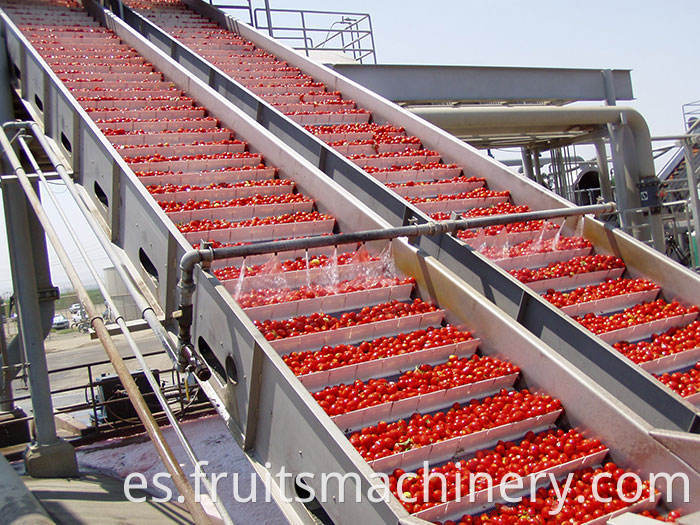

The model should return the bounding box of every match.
[2,179,56,445]
[520,147,534,181]
[593,138,614,203]
[532,151,544,185]
[0,26,13,125]
[329,64,634,105]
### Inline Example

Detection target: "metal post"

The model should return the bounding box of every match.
[300,12,309,57]
[553,148,566,196]
[0,31,13,126]
[602,69,617,106]
[87,364,99,428]
[683,139,700,267]
[608,122,664,251]
[16,132,231,524]
[533,150,544,185]
[2,179,77,476]
[609,123,642,230]
[593,138,614,203]
[3,180,54,443]
[521,147,535,181]
[263,0,274,37]
[0,297,12,412]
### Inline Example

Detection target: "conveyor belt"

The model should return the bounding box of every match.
[111,0,700,415]
[0,1,698,523]
[93,0,700,435]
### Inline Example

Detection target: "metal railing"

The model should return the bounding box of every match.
[206,0,252,25]
[251,7,377,63]
[683,100,700,132]
[2,349,212,435]
[207,1,378,63]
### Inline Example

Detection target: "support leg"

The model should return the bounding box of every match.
[3,179,77,477]
[520,147,535,181]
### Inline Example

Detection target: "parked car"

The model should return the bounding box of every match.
[69,303,82,314]
[52,314,70,330]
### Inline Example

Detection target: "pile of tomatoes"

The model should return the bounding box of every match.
[158,192,310,212]
[312,354,520,416]
[123,151,260,164]
[135,164,272,178]
[390,429,605,513]
[254,298,438,341]
[146,179,291,194]
[77,94,193,104]
[116,138,242,151]
[176,211,332,234]
[574,300,698,335]
[106,126,231,137]
[613,321,700,364]
[347,389,562,461]
[363,161,461,175]
[510,255,626,283]
[238,276,414,309]
[456,220,558,240]
[431,203,530,223]
[328,136,421,149]
[409,188,510,204]
[656,362,700,397]
[85,103,204,113]
[212,250,376,280]
[449,463,656,525]
[306,123,405,136]
[95,115,218,125]
[282,325,472,375]
[543,278,658,309]
[349,148,440,161]
[386,175,485,189]
[285,108,369,117]
[480,236,592,260]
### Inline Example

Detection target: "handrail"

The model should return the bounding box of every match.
[251,6,377,63]
[207,0,252,25]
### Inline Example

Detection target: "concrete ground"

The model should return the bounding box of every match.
[76,415,287,524]
[22,473,194,525]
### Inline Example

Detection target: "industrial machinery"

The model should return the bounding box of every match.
[0,0,698,523]
[93,370,161,423]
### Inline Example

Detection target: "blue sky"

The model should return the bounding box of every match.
[1,0,698,294]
